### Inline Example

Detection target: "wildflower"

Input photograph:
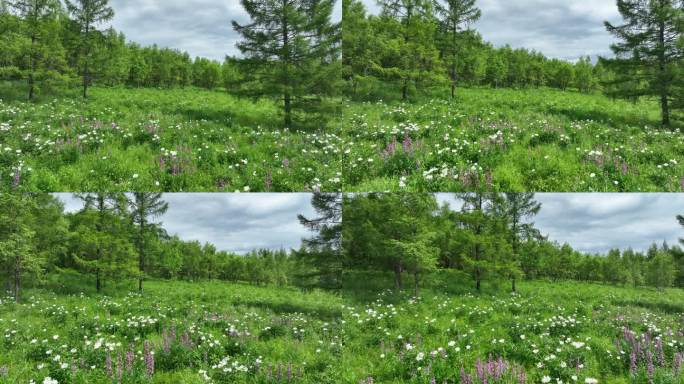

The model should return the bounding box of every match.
[584,379,598,384]
[542,376,552,383]
[43,378,58,384]
[132,173,139,179]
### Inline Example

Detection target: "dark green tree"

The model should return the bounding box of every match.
[129,193,168,292]
[232,0,340,127]
[64,0,114,99]
[434,0,481,98]
[603,0,684,127]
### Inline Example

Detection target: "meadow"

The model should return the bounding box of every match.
[2,275,683,384]
[342,88,684,192]
[0,84,342,192]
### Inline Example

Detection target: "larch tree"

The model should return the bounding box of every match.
[64,0,114,99]
[129,193,168,293]
[603,0,684,127]
[72,193,132,292]
[434,0,481,98]
[9,0,61,100]
[495,193,541,293]
[232,0,340,128]
[297,193,343,288]
[377,0,440,100]
[0,194,44,302]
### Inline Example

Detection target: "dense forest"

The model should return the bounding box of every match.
[0,0,341,126]
[2,192,683,303]
[342,0,684,126]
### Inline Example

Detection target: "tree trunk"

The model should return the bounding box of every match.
[138,216,145,293]
[413,271,419,296]
[402,78,408,101]
[394,262,403,290]
[83,25,90,99]
[28,34,35,101]
[657,20,670,127]
[14,256,21,302]
[281,0,292,128]
[96,268,101,293]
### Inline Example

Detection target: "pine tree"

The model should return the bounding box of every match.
[232,0,340,128]
[129,193,168,293]
[434,0,481,98]
[603,0,684,127]
[8,0,61,100]
[64,0,114,99]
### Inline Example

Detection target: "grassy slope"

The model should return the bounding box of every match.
[1,277,683,383]
[343,88,684,192]
[0,86,342,192]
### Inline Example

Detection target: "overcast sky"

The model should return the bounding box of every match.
[55,193,684,256]
[55,193,316,254]
[361,0,622,61]
[104,0,342,61]
[437,193,684,254]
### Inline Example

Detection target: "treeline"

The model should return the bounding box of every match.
[0,3,244,93]
[0,0,342,127]
[339,192,684,294]
[342,0,684,126]
[342,0,604,100]
[0,193,302,302]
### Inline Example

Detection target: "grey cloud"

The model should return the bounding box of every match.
[104,0,341,61]
[437,193,684,254]
[54,193,316,254]
[361,0,622,61]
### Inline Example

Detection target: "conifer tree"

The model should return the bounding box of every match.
[129,193,168,293]
[434,0,481,98]
[232,0,340,127]
[8,0,61,100]
[495,193,541,292]
[297,193,343,288]
[603,0,684,126]
[64,0,114,99]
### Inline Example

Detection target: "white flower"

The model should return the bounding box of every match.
[43,378,58,384]
[585,379,598,384]
[448,341,456,347]
[589,173,596,178]
[542,376,552,383]
[416,352,424,361]
[132,173,139,179]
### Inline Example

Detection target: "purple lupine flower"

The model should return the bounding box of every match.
[365,376,374,384]
[430,377,436,384]
[125,348,134,374]
[105,351,113,377]
[282,158,290,168]
[402,135,413,155]
[655,338,665,366]
[287,362,292,382]
[116,352,123,384]
[646,351,654,383]
[630,351,638,375]
[674,352,682,375]
[144,340,154,376]
[11,168,20,189]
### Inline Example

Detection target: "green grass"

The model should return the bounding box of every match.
[0,85,342,192]
[1,276,683,383]
[342,87,684,192]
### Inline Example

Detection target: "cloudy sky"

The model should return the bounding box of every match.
[104,0,342,61]
[361,0,622,61]
[55,193,684,256]
[55,193,316,254]
[437,193,684,254]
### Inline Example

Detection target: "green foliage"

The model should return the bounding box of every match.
[342,87,682,192]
